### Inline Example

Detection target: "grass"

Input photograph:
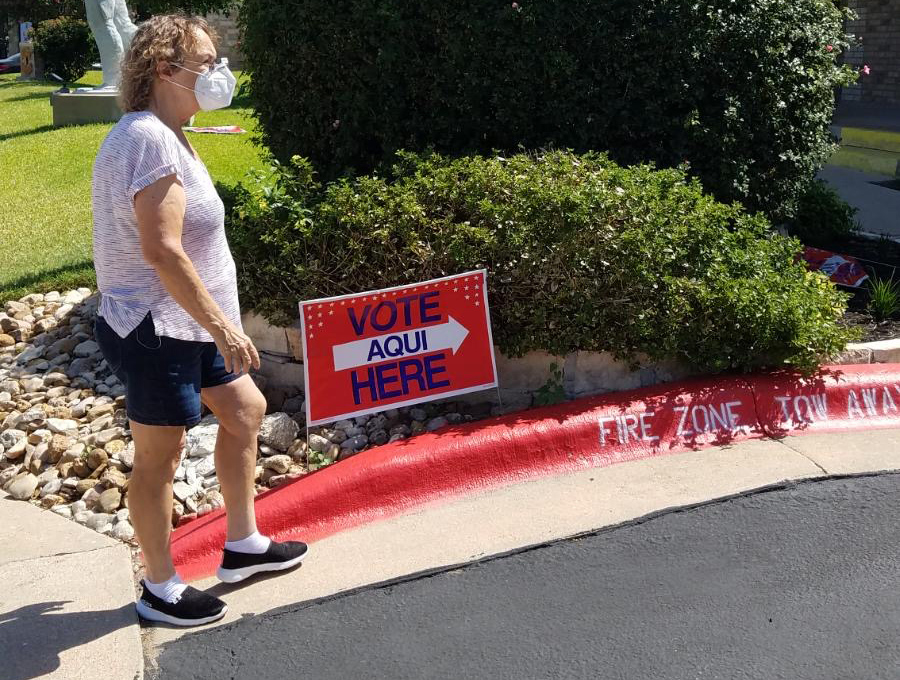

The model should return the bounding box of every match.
[0,69,268,304]
[829,146,900,178]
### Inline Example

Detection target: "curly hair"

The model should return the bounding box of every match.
[118,14,220,113]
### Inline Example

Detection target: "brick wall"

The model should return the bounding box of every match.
[842,0,900,105]
[204,11,244,70]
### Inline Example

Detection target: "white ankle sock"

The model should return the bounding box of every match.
[225,530,271,554]
[145,574,188,604]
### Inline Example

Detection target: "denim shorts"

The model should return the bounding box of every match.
[94,312,241,427]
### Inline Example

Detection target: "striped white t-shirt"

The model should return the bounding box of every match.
[92,111,242,342]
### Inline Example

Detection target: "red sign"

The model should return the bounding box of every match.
[801,246,869,288]
[300,270,498,425]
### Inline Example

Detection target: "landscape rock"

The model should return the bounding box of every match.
[86,513,114,531]
[99,488,122,513]
[73,340,99,357]
[6,473,38,500]
[3,436,27,460]
[40,478,63,497]
[112,521,135,541]
[46,418,78,434]
[261,454,292,474]
[0,465,22,486]
[173,481,194,502]
[40,494,65,508]
[341,434,368,452]
[101,467,127,489]
[307,433,330,453]
[258,413,299,451]
[185,423,219,458]
[195,456,216,477]
[51,504,72,518]
[426,416,449,431]
[87,449,108,470]
[205,489,224,509]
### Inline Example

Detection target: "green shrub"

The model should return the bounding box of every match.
[787,179,860,247]
[222,150,859,374]
[239,0,857,221]
[4,1,86,24]
[868,276,900,321]
[31,15,97,83]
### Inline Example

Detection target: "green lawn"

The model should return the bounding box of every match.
[0,69,267,304]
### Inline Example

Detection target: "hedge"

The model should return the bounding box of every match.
[787,178,861,249]
[221,150,859,374]
[238,0,856,221]
[31,15,97,83]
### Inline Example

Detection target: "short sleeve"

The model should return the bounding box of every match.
[127,123,184,201]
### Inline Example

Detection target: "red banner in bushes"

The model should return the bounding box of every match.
[300,271,498,425]
[801,246,869,288]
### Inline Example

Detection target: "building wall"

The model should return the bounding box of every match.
[842,0,900,105]
[204,11,244,70]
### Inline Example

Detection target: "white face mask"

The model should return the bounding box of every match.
[166,59,236,111]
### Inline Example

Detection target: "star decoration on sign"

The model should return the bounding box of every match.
[304,274,486,343]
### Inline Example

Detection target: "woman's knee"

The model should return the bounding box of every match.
[218,388,267,436]
[130,425,185,477]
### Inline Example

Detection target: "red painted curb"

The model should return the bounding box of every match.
[171,364,900,580]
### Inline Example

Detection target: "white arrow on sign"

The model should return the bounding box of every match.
[332,316,469,371]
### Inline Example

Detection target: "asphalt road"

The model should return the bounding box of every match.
[151,474,900,680]
[818,164,900,239]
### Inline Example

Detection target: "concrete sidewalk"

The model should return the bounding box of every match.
[0,490,142,680]
[818,164,900,240]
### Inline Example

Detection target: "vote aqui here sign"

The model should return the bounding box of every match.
[300,270,498,426]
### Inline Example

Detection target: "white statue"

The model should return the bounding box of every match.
[83,0,137,90]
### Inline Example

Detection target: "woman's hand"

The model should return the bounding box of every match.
[212,322,261,375]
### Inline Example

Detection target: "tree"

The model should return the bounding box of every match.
[130,0,239,21]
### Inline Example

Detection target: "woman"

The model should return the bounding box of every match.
[92,14,307,627]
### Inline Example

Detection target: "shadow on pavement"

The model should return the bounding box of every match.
[0,601,135,680]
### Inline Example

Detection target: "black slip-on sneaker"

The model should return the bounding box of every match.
[135,581,227,627]
[216,540,309,584]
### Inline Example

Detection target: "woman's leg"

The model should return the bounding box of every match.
[200,374,267,542]
[128,422,186,583]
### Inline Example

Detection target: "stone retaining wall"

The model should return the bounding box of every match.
[241,311,698,413]
[243,311,900,413]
